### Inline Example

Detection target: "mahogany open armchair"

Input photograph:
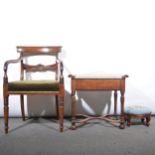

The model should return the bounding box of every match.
[3,46,64,133]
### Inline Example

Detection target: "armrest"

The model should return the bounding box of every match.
[3,55,22,79]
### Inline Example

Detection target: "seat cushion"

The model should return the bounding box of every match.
[8,80,59,92]
[124,105,151,115]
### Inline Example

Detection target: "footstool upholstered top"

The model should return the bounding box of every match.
[124,105,152,115]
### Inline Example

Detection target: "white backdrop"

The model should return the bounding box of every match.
[0,0,155,117]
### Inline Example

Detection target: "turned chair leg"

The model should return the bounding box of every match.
[59,96,64,132]
[20,95,25,121]
[4,95,9,134]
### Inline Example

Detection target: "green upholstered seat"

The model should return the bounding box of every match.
[8,80,59,92]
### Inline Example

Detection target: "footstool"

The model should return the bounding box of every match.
[124,105,151,127]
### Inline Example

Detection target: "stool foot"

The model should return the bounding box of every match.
[127,121,131,127]
[125,116,131,127]
[70,124,76,130]
[146,116,151,127]
[146,122,150,127]
[119,123,125,129]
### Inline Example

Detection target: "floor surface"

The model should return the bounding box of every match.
[0,117,155,155]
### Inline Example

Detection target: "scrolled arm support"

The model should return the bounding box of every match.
[3,55,22,80]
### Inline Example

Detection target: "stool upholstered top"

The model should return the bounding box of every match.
[125,105,151,115]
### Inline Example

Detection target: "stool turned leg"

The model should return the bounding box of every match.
[120,90,125,129]
[69,77,77,130]
[114,91,117,116]
[71,93,76,130]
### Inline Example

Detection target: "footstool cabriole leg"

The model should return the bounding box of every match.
[127,115,131,126]
[146,114,151,127]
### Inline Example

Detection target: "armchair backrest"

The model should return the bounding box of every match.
[16,46,62,81]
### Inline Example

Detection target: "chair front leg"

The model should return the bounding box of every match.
[4,95,9,134]
[59,96,64,132]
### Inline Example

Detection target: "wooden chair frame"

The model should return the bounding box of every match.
[3,46,64,133]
